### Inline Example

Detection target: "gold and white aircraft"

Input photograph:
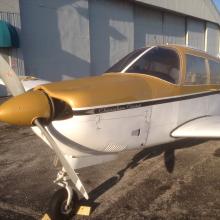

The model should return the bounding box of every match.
[0,45,220,219]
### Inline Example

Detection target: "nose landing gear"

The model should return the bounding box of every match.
[48,169,80,220]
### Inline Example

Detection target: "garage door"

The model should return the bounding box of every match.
[163,13,185,45]
[89,0,134,74]
[134,6,163,49]
[206,22,219,56]
[187,18,205,50]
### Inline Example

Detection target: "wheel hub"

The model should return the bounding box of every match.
[61,200,73,215]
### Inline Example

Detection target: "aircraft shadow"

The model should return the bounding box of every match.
[80,138,208,212]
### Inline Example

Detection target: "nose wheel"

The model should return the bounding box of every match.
[48,188,79,220]
[48,169,80,220]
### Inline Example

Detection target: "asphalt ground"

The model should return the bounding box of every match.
[1,122,220,220]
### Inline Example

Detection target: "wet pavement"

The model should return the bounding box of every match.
[0,122,220,220]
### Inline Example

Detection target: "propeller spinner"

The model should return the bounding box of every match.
[0,90,52,125]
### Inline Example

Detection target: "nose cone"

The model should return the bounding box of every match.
[0,90,52,126]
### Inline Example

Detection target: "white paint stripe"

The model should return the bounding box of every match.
[0,201,41,219]
[121,47,155,73]
[205,22,208,52]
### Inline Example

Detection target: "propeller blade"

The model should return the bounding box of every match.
[34,119,89,200]
[0,55,25,96]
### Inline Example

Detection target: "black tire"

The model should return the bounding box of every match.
[48,188,79,220]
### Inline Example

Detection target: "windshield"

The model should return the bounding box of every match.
[105,48,147,73]
[125,47,180,84]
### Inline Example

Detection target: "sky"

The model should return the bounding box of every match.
[214,0,220,11]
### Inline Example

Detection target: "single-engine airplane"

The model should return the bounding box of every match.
[0,45,220,219]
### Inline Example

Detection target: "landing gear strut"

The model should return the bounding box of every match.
[48,169,79,220]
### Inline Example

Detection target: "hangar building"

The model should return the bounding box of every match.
[1,0,220,81]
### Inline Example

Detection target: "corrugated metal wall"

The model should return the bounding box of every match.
[206,22,219,56]
[20,0,91,81]
[134,6,163,48]
[90,0,133,75]
[90,1,220,74]
[135,0,220,25]
[163,13,185,45]
[187,18,205,50]
[0,11,25,76]
[20,0,220,79]
[88,1,217,74]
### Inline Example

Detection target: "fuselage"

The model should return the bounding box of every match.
[30,45,220,159]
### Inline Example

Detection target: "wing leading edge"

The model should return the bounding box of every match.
[171,116,220,138]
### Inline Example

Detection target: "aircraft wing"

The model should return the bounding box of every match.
[0,77,50,95]
[171,116,220,138]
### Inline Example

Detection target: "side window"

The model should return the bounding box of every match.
[209,60,220,84]
[125,47,180,84]
[185,55,207,85]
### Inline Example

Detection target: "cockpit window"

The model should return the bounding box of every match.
[125,47,180,84]
[105,48,147,73]
[185,55,207,85]
[209,59,220,84]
